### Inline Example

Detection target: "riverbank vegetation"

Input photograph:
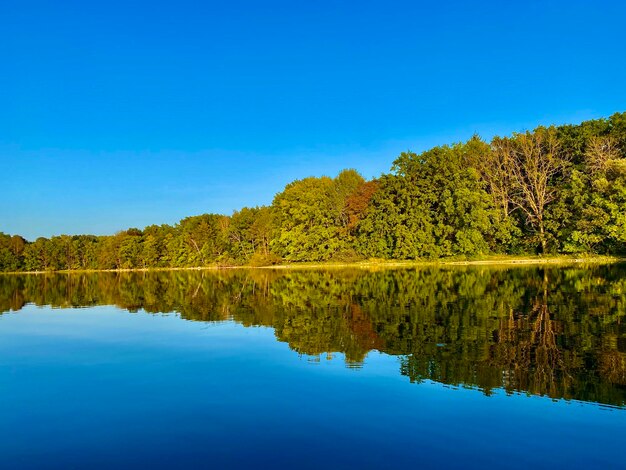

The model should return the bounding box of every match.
[2,112,626,271]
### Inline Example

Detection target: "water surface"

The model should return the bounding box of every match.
[1,266,625,468]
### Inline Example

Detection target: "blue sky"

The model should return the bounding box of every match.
[2,0,626,240]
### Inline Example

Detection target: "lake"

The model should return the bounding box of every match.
[1,265,625,469]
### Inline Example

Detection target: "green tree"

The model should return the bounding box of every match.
[358,142,502,259]
[272,171,366,262]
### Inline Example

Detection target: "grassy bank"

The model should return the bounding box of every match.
[1,254,624,275]
[263,254,625,270]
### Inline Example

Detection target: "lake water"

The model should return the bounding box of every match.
[1,266,625,469]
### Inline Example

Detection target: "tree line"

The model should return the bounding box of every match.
[2,266,624,406]
[1,112,625,271]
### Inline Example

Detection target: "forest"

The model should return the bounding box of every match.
[1,112,626,271]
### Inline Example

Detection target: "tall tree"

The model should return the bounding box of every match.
[503,127,569,253]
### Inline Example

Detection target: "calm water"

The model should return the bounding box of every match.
[1,266,625,469]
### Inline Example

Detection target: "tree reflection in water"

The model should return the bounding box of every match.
[1,265,625,406]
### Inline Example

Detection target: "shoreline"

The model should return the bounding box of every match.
[1,255,624,275]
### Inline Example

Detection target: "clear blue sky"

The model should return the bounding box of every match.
[2,0,625,240]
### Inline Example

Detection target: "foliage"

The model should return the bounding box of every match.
[271,169,365,261]
[2,112,626,271]
[357,142,508,258]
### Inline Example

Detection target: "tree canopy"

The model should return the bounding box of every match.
[1,112,626,272]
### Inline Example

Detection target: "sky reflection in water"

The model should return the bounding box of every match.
[0,266,625,469]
